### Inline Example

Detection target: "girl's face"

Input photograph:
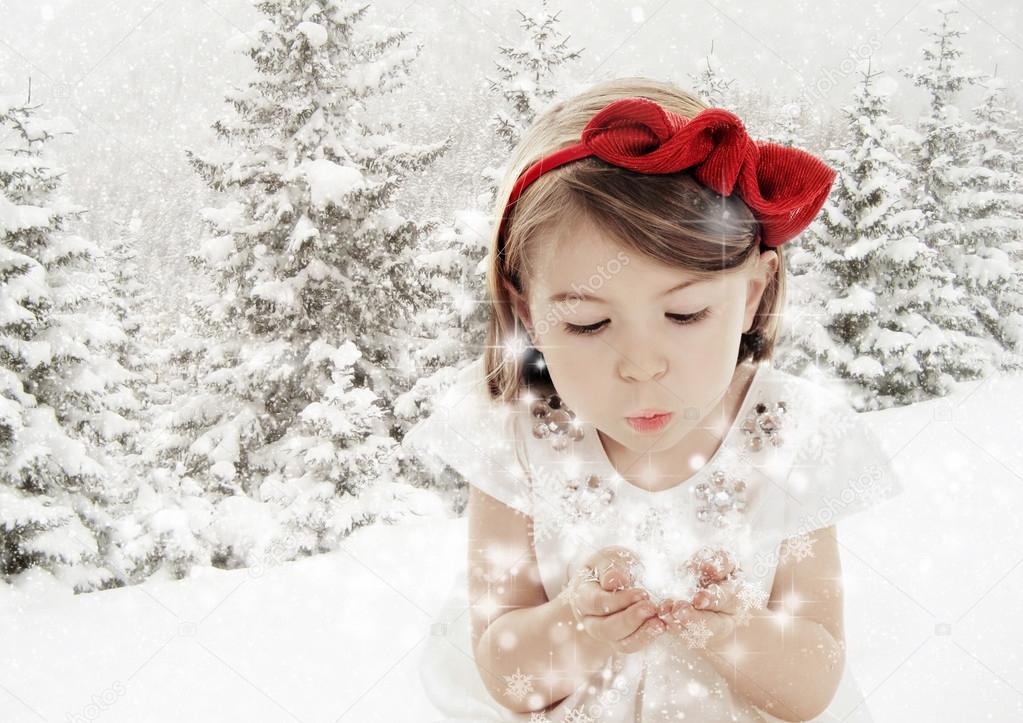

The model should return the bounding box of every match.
[514,216,778,458]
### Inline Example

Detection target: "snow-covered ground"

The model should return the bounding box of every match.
[3,371,1022,722]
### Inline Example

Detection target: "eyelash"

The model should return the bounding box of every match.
[563,309,710,336]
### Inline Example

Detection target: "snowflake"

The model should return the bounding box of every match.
[857,476,893,507]
[680,619,713,650]
[634,505,668,544]
[530,515,557,544]
[529,488,608,548]
[737,580,769,611]
[528,713,550,723]
[503,668,534,701]
[734,606,753,627]
[564,707,594,723]
[780,532,815,563]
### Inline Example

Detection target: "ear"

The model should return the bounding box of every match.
[743,250,779,333]
[501,277,538,345]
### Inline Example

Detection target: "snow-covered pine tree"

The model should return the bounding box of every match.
[688,44,735,110]
[784,62,973,408]
[394,2,581,513]
[689,48,813,155]
[127,301,216,582]
[899,6,996,383]
[762,101,805,148]
[958,75,1023,361]
[170,0,447,569]
[392,207,496,512]
[0,88,136,593]
[486,0,584,161]
[93,208,195,585]
[98,210,149,451]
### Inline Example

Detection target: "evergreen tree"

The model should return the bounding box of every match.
[396,2,581,513]
[98,210,149,452]
[762,101,804,148]
[486,0,584,159]
[958,75,1023,360]
[0,89,134,592]
[128,302,215,581]
[899,6,995,385]
[688,45,735,109]
[783,63,972,408]
[164,0,446,569]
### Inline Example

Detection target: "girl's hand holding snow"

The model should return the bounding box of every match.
[563,545,668,655]
[664,578,739,649]
[662,547,741,650]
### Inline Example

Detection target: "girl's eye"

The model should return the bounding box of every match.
[563,309,710,336]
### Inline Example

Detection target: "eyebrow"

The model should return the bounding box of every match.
[547,279,705,304]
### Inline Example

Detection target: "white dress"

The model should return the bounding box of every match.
[403,357,905,722]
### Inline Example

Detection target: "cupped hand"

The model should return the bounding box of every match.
[658,546,742,649]
[563,545,667,655]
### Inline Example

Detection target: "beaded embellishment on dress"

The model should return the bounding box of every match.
[562,473,616,510]
[529,393,585,452]
[740,399,788,451]
[693,469,748,528]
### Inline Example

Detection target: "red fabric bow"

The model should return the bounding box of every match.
[499,97,837,249]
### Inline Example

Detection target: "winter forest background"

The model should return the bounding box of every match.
[2,0,1023,720]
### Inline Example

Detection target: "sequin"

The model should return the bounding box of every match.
[740,398,788,452]
[530,393,585,451]
[693,469,749,528]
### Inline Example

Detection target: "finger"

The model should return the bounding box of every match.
[692,580,739,614]
[690,550,737,586]
[612,615,667,654]
[714,548,737,573]
[671,600,735,642]
[709,550,737,582]
[658,599,688,636]
[587,598,658,644]
[671,599,696,627]
[594,547,644,591]
[582,585,651,618]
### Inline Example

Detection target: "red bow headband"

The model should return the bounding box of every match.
[497,97,837,250]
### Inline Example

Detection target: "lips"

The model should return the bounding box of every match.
[626,409,670,419]
[625,412,673,433]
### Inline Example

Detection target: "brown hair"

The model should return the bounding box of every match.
[482,76,786,402]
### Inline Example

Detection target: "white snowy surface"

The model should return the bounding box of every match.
[2,371,1023,722]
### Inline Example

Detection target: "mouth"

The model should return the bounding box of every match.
[625,411,673,433]
[627,408,670,418]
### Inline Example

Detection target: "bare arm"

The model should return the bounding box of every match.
[467,485,617,714]
[467,488,668,714]
[701,526,846,721]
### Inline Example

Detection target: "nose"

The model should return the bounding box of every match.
[617,346,668,383]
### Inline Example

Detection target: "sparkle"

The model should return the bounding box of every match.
[503,333,531,361]
[474,592,501,619]
[769,607,794,633]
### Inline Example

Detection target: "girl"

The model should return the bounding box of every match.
[404,77,904,722]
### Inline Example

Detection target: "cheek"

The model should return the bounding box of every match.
[532,334,601,408]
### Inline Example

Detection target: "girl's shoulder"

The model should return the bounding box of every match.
[754,362,906,537]
[401,357,533,516]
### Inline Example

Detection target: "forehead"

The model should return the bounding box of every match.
[529,219,712,301]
